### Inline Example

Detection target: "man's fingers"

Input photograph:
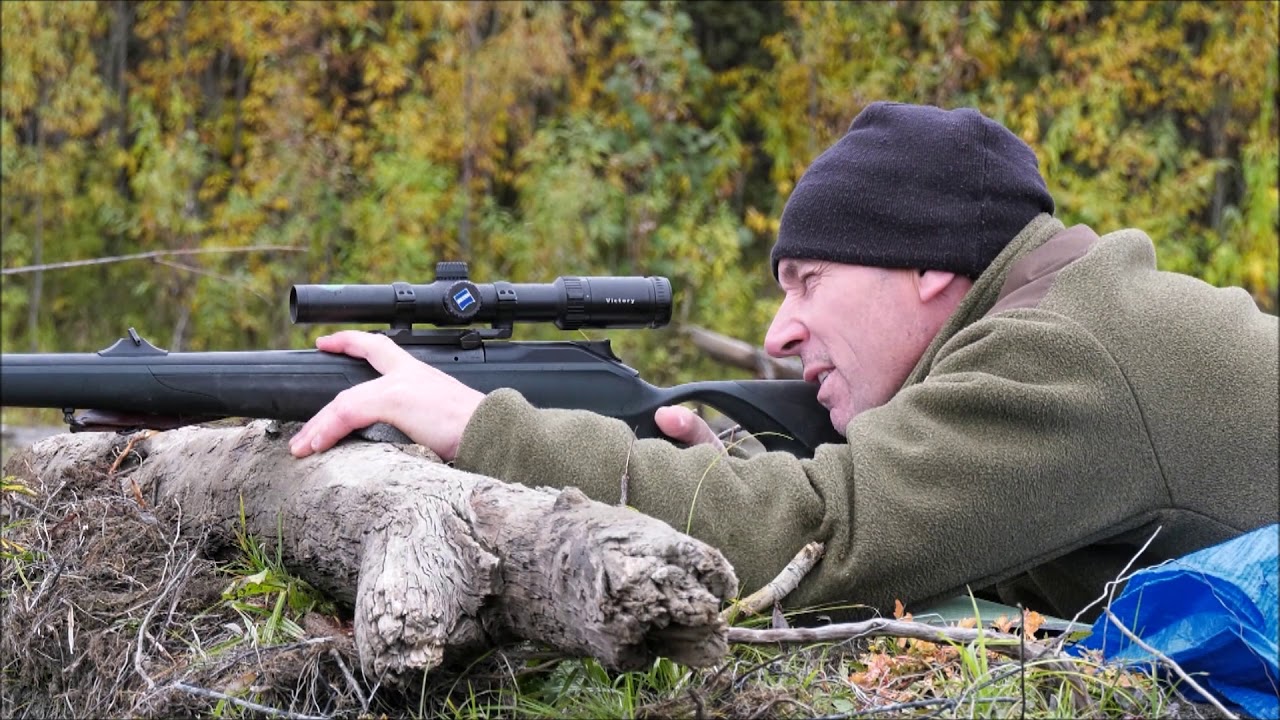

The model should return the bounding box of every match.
[290,383,384,457]
[654,405,725,450]
[315,330,423,376]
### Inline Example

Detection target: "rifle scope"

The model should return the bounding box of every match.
[291,261,672,330]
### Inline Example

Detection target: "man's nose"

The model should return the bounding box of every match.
[764,304,806,357]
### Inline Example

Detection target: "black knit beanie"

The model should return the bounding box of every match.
[771,102,1054,279]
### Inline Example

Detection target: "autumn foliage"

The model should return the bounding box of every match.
[2,1,1276,382]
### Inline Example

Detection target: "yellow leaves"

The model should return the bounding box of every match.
[744,207,779,237]
[0,0,1274,357]
[847,650,899,687]
[199,171,230,203]
[363,44,409,98]
[376,69,408,99]
[1,1,112,132]
[847,599,1060,705]
[847,640,953,703]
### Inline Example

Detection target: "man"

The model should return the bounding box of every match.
[290,102,1279,620]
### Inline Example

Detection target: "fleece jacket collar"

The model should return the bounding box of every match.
[902,213,1065,389]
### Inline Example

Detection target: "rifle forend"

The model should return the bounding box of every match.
[0,262,844,457]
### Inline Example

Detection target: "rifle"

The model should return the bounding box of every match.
[0,262,844,457]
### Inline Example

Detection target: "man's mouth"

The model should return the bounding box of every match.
[810,368,836,410]
[803,365,833,386]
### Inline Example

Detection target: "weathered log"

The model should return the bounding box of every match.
[681,325,802,379]
[7,422,737,682]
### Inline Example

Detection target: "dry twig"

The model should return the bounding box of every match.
[134,550,198,689]
[728,614,1099,714]
[1057,525,1163,654]
[329,648,369,715]
[619,437,636,507]
[108,430,158,510]
[170,681,328,720]
[721,541,825,623]
[1100,609,1240,720]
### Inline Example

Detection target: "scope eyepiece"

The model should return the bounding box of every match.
[290,261,672,330]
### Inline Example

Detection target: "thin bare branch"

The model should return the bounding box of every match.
[1057,525,1163,654]
[681,325,802,379]
[1100,609,1240,720]
[2,246,301,275]
[152,258,272,301]
[328,648,369,715]
[134,549,198,689]
[170,681,329,720]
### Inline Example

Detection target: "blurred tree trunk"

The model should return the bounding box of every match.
[110,0,133,207]
[28,82,46,352]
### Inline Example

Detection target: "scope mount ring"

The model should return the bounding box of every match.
[377,324,513,347]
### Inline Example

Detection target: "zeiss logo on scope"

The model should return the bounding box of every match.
[452,288,476,311]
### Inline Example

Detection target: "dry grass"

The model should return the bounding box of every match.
[0,449,371,718]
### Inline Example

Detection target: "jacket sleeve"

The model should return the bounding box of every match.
[453,308,1165,614]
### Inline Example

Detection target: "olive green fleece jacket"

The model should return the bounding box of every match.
[455,214,1280,619]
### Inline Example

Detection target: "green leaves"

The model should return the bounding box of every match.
[1,0,1275,364]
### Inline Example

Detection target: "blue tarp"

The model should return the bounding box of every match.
[1076,523,1279,719]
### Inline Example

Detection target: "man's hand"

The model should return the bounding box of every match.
[654,405,725,451]
[290,331,723,459]
[288,331,484,461]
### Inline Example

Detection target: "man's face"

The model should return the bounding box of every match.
[765,259,955,435]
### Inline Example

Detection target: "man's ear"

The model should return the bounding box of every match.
[915,269,962,303]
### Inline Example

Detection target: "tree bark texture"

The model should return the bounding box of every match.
[7,422,737,682]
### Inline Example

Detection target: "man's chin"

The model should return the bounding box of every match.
[830,407,852,437]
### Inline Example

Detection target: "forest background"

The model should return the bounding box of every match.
[2,0,1277,388]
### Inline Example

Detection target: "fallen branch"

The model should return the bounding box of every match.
[727,617,1060,665]
[682,325,802,379]
[10,422,738,683]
